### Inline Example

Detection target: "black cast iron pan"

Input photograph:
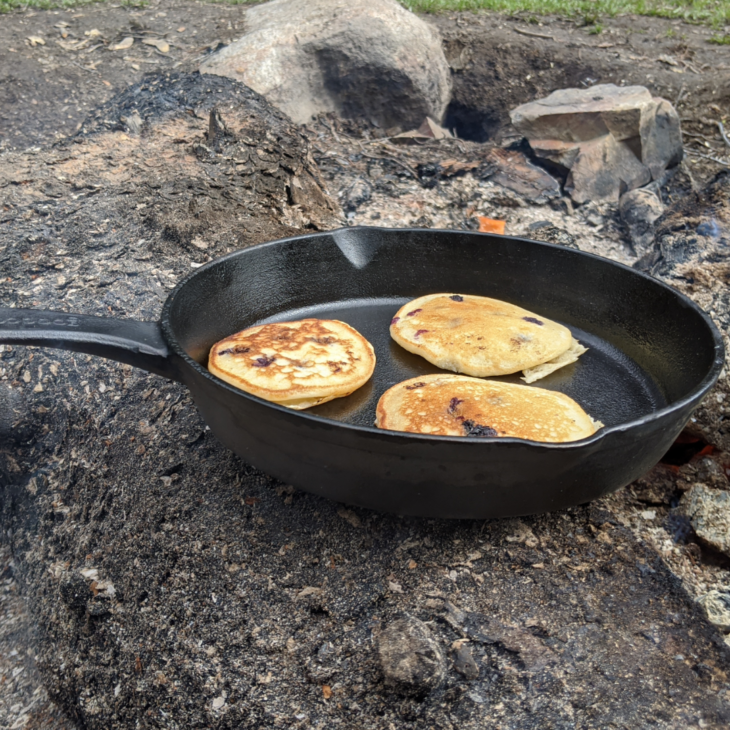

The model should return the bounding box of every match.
[0,227,723,518]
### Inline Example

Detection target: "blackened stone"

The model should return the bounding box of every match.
[453,643,479,680]
[619,187,664,256]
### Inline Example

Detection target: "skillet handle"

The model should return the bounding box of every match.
[0,307,181,382]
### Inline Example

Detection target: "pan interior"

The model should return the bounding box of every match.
[166,228,719,434]
[254,298,665,428]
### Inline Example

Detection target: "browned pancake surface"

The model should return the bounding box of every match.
[376,374,601,442]
[208,319,375,409]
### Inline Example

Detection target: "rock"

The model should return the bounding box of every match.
[528,221,579,249]
[452,642,480,680]
[529,138,582,173]
[200,0,452,129]
[511,85,655,143]
[510,84,683,203]
[378,615,445,695]
[579,201,605,227]
[565,133,651,204]
[698,591,730,633]
[619,188,665,256]
[678,485,730,557]
[640,98,684,180]
[695,456,730,490]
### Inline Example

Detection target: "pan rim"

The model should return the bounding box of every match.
[161,226,725,449]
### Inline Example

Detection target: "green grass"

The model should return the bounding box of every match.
[1,0,729,27]
[708,33,730,43]
[403,1,730,26]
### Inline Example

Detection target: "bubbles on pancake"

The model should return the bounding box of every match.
[209,319,376,410]
[376,374,599,442]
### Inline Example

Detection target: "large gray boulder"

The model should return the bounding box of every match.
[200,0,452,129]
[511,84,683,203]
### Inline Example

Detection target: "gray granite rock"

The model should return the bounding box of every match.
[640,98,684,180]
[679,485,730,557]
[201,0,452,129]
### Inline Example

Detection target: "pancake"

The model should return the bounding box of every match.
[208,319,375,410]
[376,374,602,442]
[390,293,584,380]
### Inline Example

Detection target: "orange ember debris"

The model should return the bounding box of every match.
[477,217,506,234]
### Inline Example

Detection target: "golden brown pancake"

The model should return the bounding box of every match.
[390,293,584,380]
[376,374,602,442]
[208,319,375,410]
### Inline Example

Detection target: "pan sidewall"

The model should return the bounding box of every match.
[184,367,697,519]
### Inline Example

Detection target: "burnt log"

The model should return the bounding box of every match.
[1,74,729,729]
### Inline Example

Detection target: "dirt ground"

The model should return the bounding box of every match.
[1,1,729,728]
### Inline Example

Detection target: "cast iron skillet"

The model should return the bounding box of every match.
[0,227,723,518]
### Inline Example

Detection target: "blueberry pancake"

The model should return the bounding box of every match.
[376,374,602,442]
[390,293,586,381]
[208,319,376,410]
